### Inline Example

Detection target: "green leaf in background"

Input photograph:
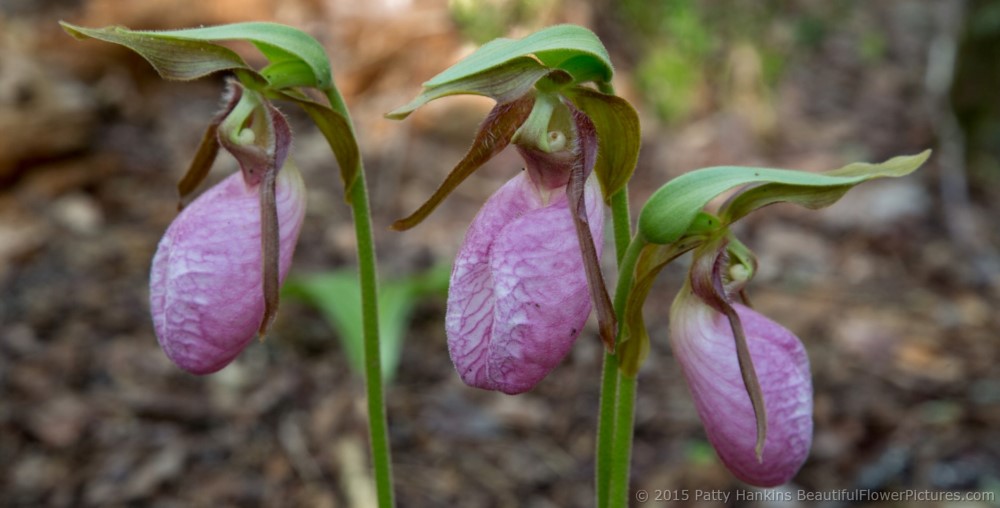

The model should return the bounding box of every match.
[638,150,931,245]
[59,21,332,89]
[387,24,613,119]
[564,87,640,202]
[283,265,450,382]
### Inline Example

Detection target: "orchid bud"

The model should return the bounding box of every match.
[669,286,813,486]
[446,171,605,394]
[149,163,306,374]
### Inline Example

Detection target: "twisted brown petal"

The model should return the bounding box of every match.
[566,103,616,352]
[391,95,535,231]
[176,83,245,209]
[690,241,768,460]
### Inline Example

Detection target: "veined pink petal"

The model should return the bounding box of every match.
[447,171,605,394]
[149,165,306,375]
[670,288,813,486]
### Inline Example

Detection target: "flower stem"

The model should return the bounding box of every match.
[596,352,618,508]
[608,372,637,508]
[597,188,632,507]
[350,172,395,508]
[323,87,396,507]
[610,190,633,275]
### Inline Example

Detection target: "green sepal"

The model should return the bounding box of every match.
[60,22,251,81]
[427,24,611,87]
[638,150,931,245]
[564,87,640,203]
[273,89,361,200]
[261,59,319,90]
[617,213,719,376]
[386,24,613,120]
[59,21,332,88]
[386,57,550,120]
[141,22,331,88]
[721,150,932,224]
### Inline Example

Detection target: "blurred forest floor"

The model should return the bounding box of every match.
[1,0,999,507]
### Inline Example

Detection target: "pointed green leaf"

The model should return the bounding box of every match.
[638,150,931,244]
[283,271,401,381]
[388,24,613,119]
[60,22,251,80]
[284,266,450,382]
[564,87,640,202]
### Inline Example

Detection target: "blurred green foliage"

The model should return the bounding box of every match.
[449,0,559,45]
[684,439,716,466]
[283,264,450,382]
[618,0,872,124]
[622,0,789,123]
[447,0,893,124]
[956,0,1000,192]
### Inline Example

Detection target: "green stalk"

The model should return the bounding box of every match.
[595,351,618,508]
[601,228,646,507]
[323,87,396,507]
[596,189,633,507]
[608,373,636,507]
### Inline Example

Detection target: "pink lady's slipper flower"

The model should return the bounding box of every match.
[150,164,306,374]
[447,170,604,394]
[392,95,615,394]
[149,83,306,375]
[669,247,813,486]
